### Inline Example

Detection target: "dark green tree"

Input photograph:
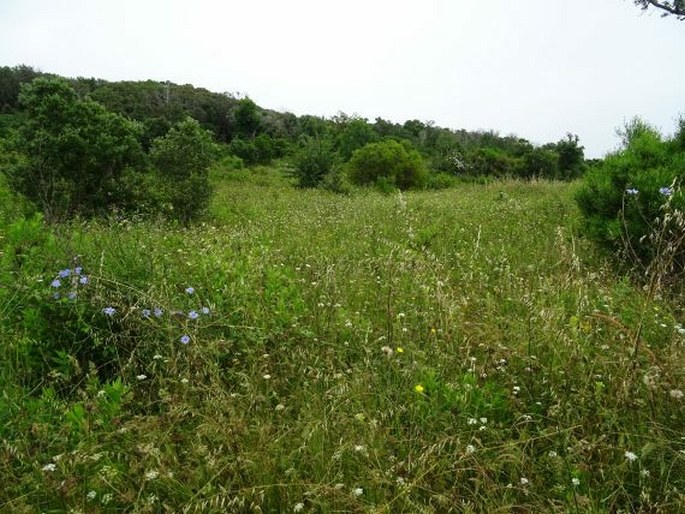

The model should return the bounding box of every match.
[149,117,219,223]
[11,77,145,220]
[233,97,261,138]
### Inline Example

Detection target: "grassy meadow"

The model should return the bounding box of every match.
[1,166,684,512]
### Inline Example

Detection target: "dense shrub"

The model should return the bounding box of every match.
[228,134,287,165]
[292,137,338,188]
[346,139,427,190]
[576,118,684,283]
[9,78,147,220]
[150,117,220,223]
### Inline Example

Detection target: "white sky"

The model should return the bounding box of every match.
[1,0,683,158]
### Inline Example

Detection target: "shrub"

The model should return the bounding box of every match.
[150,117,219,223]
[292,137,338,188]
[576,118,684,284]
[346,139,427,190]
[9,78,147,220]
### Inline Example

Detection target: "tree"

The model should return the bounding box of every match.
[11,77,145,220]
[149,117,219,223]
[233,97,261,139]
[347,139,427,190]
[633,0,685,19]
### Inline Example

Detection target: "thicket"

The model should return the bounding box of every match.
[576,118,684,286]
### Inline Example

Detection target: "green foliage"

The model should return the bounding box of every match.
[576,118,684,282]
[233,97,261,138]
[347,139,428,190]
[228,134,287,165]
[292,137,338,188]
[334,115,379,161]
[9,78,147,220]
[150,117,220,223]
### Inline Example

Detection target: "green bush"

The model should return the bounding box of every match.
[9,78,147,220]
[346,139,427,190]
[150,117,219,223]
[576,118,684,282]
[292,137,338,188]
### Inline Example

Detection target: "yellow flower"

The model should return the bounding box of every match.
[430,328,436,334]
[396,347,404,353]
[414,384,425,393]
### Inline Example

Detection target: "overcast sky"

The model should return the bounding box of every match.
[1,0,682,157]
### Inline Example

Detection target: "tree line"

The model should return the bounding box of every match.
[0,65,587,221]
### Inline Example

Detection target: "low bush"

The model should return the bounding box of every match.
[346,139,427,190]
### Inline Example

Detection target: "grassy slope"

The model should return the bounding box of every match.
[1,168,684,512]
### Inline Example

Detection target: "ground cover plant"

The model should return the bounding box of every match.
[1,167,684,513]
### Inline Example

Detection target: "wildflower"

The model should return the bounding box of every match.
[263,374,272,380]
[293,503,305,513]
[41,463,56,472]
[142,309,151,318]
[520,477,529,485]
[572,478,580,487]
[468,418,478,425]
[352,487,363,496]
[78,275,89,285]
[52,293,60,300]
[548,451,558,458]
[102,306,116,317]
[67,291,77,300]
[86,490,97,500]
[512,385,521,395]
[188,310,199,320]
[201,306,210,315]
[354,445,366,452]
[396,347,404,353]
[51,279,61,288]
[659,186,673,197]
[381,345,394,357]
[479,417,488,424]
[180,378,189,384]
[275,404,285,411]
[624,451,638,462]
[74,267,83,275]
[58,268,71,278]
[154,307,163,318]
[414,384,425,393]
[625,188,639,195]
[136,374,147,381]
[185,286,195,294]
[669,389,684,400]
[179,334,190,345]
[397,312,405,318]
[144,470,159,480]
[153,354,163,360]
[465,444,476,454]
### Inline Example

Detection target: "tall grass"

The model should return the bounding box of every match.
[1,170,683,512]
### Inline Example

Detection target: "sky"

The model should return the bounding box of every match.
[0,0,683,158]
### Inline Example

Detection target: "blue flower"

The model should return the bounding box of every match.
[102,306,116,317]
[660,187,673,197]
[185,286,195,295]
[78,276,89,285]
[180,334,190,344]
[74,267,83,275]
[58,268,71,278]
[201,307,210,315]
[188,310,199,320]
[51,279,61,288]
[52,292,61,300]
[67,291,77,300]
[625,188,639,196]
[154,308,164,318]
[142,309,151,318]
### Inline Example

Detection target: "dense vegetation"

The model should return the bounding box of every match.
[0,65,683,512]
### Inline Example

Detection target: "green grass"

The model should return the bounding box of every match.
[1,169,684,512]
